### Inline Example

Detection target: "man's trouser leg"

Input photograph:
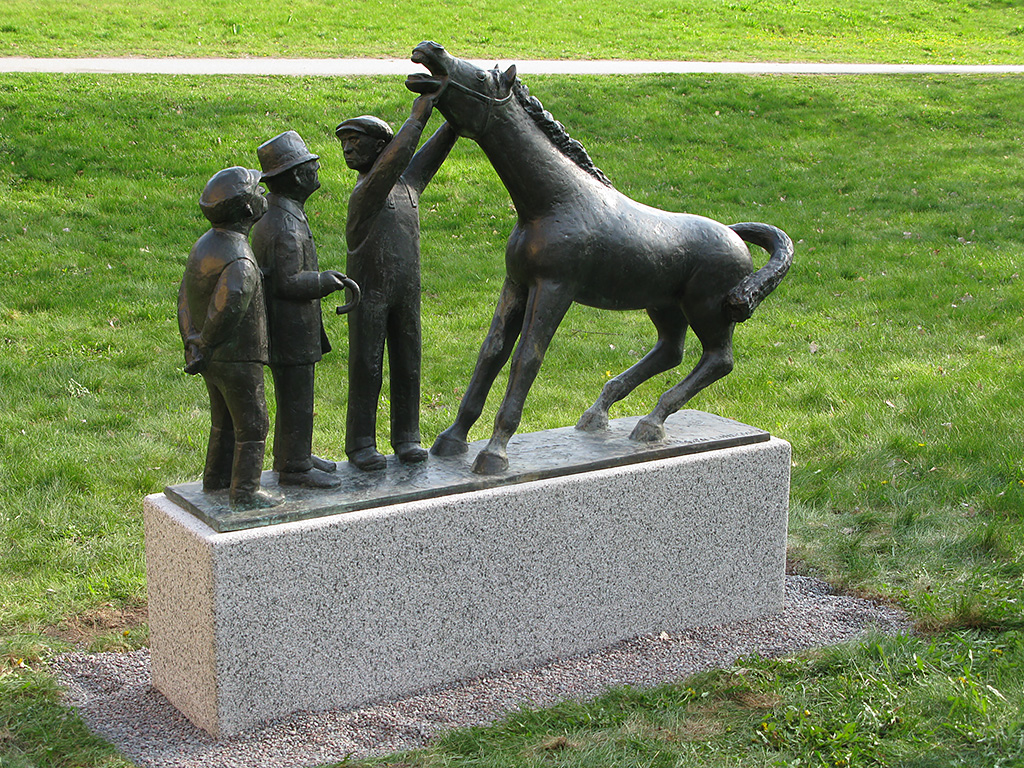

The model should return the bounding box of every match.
[231,439,267,505]
[207,361,269,505]
[270,363,315,473]
[345,299,388,457]
[202,375,234,491]
[387,295,422,449]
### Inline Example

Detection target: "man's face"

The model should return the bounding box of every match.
[341,133,383,172]
[248,189,269,221]
[293,159,321,195]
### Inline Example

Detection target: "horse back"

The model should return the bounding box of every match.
[505,191,753,311]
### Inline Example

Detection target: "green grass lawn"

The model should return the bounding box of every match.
[1,0,1023,64]
[0,67,1022,766]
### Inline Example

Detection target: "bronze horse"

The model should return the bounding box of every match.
[411,42,793,475]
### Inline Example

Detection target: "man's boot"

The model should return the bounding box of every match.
[311,455,337,472]
[394,441,428,464]
[230,440,280,508]
[278,466,344,488]
[347,445,388,471]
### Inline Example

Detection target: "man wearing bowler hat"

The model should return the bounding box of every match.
[337,83,457,471]
[178,166,278,508]
[252,130,351,488]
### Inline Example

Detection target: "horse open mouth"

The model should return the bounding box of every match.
[407,43,447,93]
[405,72,444,94]
[410,41,449,80]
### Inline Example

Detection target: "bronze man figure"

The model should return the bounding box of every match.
[178,167,277,508]
[252,130,352,489]
[337,84,457,471]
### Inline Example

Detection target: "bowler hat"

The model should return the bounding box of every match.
[257,130,319,179]
[335,115,394,143]
[199,166,262,212]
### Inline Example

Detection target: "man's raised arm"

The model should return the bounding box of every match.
[405,121,459,195]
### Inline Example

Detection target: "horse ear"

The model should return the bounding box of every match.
[500,64,517,91]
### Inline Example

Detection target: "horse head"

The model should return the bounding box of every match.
[410,41,517,140]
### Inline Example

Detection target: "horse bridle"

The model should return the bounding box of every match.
[444,76,514,135]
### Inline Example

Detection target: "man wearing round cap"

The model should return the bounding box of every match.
[178,166,278,508]
[337,84,458,471]
[251,130,351,488]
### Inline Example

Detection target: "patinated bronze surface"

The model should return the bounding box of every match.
[177,166,279,509]
[411,42,794,475]
[251,130,359,489]
[165,410,768,532]
[337,87,458,471]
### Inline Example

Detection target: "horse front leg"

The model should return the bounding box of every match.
[431,277,527,456]
[473,281,573,474]
[577,305,688,432]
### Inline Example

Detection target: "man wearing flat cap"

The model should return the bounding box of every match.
[251,130,351,488]
[337,84,458,471]
[178,166,278,508]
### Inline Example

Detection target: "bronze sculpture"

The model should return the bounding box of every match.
[178,167,278,508]
[251,131,358,488]
[410,42,794,475]
[337,86,458,471]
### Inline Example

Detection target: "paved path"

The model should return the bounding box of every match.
[2,57,1023,76]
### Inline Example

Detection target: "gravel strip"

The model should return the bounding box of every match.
[53,576,910,768]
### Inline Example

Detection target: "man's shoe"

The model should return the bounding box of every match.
[311,454,337,473]
[395,442,428,464]
[348,446,387,471]
[278,467,343,488]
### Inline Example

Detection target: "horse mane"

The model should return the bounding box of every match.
[511,80,613,188]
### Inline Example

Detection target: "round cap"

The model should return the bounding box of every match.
[199,166,263,211]
[257,130,319,179]
[335,115,394,143]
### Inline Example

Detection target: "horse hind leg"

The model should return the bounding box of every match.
[431,277,527,456]
[630,309,736,442]
[473,280,573,474]
[576,305,688,432]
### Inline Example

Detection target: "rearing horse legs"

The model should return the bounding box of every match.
[576,304,688,432]
[630,308,737,442]
[431,277,527,456]
[473,280,573,474]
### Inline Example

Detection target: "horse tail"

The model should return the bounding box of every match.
[723,222,794,323]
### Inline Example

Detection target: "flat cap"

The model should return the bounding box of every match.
[335,115,394,143]
[199,166,262,211]
[257,130,319,179]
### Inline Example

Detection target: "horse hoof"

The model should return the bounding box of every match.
[629,418,666,443]
[431,431,468,456]
[575,408,609,432]
[472,450,508,475]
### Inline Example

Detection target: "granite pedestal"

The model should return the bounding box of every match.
[144,411,791,736]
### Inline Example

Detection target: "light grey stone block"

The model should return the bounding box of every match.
[145,433,790,737]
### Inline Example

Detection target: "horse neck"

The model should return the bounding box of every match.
[473,104,596,220]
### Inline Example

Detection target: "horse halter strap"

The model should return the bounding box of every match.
[446,77,513,135]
